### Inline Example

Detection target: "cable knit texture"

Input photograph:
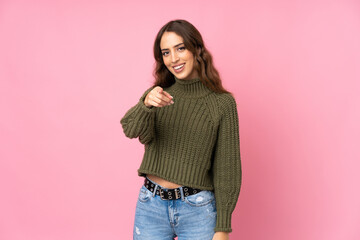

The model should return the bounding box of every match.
[120,76,242,232]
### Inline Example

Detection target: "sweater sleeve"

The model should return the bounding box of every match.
[212,93,242,233]
[120,86,156,144]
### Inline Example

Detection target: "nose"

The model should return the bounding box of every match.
[171,51,179,63]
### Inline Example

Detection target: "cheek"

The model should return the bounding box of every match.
[185,54,195,66]
[162,58,171,68]
[184,52,193,61]
[190,59,198,71]
[188,58,195,68]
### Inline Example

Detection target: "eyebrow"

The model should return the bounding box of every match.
[161,42,184,51]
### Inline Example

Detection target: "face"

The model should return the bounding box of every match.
[160,31,199,80]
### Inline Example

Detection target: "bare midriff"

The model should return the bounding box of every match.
[146,174,183,189]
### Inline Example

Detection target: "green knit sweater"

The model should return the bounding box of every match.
[120,76,242,233]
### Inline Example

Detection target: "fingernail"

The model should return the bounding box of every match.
[170,100,174,104]
[170,95,173,99]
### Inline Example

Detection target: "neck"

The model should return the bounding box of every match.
[171,76,212,98]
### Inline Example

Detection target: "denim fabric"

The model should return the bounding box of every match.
[133,177,217,240]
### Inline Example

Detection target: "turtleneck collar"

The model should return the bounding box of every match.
[170,76,213,98]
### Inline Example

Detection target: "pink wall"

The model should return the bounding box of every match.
[1,0,359,239]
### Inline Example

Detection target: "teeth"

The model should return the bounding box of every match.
[174,64,184,70]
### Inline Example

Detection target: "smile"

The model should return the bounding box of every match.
[173,63,185,73]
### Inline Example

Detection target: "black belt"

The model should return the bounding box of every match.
[144,176,203,200]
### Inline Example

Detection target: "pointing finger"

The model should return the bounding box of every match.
[162,90,173,99]
[156,91,171,103]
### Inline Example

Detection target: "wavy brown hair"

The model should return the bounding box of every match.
[151,19,231,95]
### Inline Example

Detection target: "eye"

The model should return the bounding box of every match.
[178,47,185,51]
[162,51,169,56]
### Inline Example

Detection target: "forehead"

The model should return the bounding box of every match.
[160,32,184,48]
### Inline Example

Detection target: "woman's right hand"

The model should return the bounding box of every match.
[144,86,174,108]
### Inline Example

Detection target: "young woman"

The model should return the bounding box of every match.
[120,19,242,240]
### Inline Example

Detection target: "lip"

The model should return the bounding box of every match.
[172,63,185,68]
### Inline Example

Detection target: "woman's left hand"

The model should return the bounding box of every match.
[212,231,229,240]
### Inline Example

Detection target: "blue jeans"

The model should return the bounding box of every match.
[133,177,217,240]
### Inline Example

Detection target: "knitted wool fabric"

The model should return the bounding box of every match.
[120,76,242,233]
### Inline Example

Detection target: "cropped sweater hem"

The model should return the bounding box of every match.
[137,170,214,191]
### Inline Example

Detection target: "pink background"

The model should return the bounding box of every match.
[1,0,359,239]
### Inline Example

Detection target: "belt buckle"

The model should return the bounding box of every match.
[159,188,166,200]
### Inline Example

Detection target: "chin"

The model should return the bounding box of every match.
[175,72,191,79]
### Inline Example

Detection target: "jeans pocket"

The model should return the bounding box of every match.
[138,185,151,203]
[184,190,215,207]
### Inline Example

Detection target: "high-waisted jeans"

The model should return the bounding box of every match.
[133,177,217,240]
